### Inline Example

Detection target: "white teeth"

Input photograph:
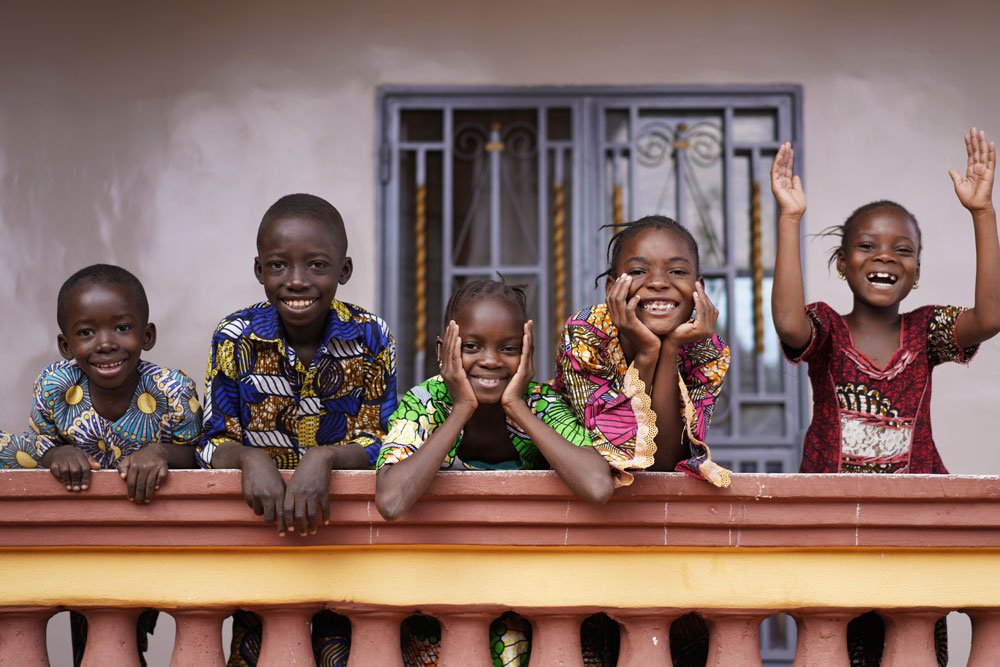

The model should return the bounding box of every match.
[641,301,678,313]
[866,272,898,285]
[94,361,124,370]
[283,299,317,310]
[474,377,504,387]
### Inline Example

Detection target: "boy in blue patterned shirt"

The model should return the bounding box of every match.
[0,264,201,504]
[198,193,397,667]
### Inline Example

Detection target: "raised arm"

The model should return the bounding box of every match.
[951,128,1000,348]
[501,322,614,504]
[376,321,477,520]
[770,142,812,352]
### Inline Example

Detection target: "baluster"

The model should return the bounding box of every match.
[704,612,764,667]
[792,611,853,667]
[438,612,492,666]
[529,613,585,667]
[347,611,405,667]
[967,609,1000,667]
[169,609,228,667]
[881,610,940,667]
[81,608,141,667]
[0,607,51,667]
[257,606,318,667]
[612,612,675,666]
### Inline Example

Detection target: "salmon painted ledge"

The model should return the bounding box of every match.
[1,470,999,549]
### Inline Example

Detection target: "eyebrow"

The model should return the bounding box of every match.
[626,255,693,264]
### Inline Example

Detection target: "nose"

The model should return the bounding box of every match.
[645,268,671,289]
[477,347,502,368]
[95,331,118,352]
[286,265,310,290]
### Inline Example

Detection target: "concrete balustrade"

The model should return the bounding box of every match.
[2,470,1000,664]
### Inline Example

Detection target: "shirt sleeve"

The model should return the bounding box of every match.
[782,302,834,364]
[673,334,732,488]
[0,432,45,469]
[29,371,63,460]
[375,383,448,470]
[197,322,244,468]
[526,383,592,448]
[345,322,399,468]
[927,305,979,367]
[555,312,657,487]
[169,371,203,446]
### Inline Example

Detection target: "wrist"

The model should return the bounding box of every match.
[658,338,681,359]
[970,205,997,219]
[451,401,477,420]
[778,212,804,224]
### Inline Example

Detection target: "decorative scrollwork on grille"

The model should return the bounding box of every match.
[453,123,489,160]
[635,121,675,167]
[501,122,538,159]
[682,121,724,167]
[453,122,538,159]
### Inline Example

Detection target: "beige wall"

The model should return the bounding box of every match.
[2,0,998,473]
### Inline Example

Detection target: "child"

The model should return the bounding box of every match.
[374,278,612,665]
[198,193,397,667]
[553,215,730,666]
[14,263,202,666]
[770,129,1000,665]
[554,215,731,489]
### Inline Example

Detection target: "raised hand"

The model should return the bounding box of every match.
[771,142,807,217]
[439,320,477,411]
[501,320,534,410]
[950,127,996,213]
[606,274,660,357]
[667,283,720,347]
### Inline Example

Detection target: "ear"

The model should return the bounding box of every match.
[339,256,354,285]
[142,322,157,351]
[604,274,616,299]
[253,257,264,285]
[835,251,846,275]
[57,334,73,361]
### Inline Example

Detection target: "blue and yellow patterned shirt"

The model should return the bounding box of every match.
[25,359,202,468]
[198,299,397,469]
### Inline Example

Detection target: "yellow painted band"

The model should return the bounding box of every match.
[2,547,997,609]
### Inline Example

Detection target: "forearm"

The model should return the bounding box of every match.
[506,402,613,505]
[648,341,684,471]
[961,206,1000,345]
[375,409,471,520]
[208,441,257,469]
[772,213,812,349]
[320,442,370,470]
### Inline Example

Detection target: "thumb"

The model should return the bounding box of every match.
[792,175,803,191]
[948,168,963,189]
[89,458,102,470]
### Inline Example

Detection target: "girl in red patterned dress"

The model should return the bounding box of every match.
[771,128,1000,665]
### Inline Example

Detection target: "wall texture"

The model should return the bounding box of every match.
[1,1,998,469]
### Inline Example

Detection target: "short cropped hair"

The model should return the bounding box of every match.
[257,193,348,250]
[57,264,149,332]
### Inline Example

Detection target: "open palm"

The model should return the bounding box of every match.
[950,128,996,212]
[770,142,807,216]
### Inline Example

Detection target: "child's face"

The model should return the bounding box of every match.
[607,228,699,336]
[57,283,155,393]
[451,297,524,404]
[255,216,353,337]
[837,208,920,309]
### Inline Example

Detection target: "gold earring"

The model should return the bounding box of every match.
[912,280,920,290]
[837,271,846,281]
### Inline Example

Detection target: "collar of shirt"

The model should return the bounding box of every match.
[245,299,362,367]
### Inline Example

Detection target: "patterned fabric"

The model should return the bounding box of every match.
[16,359,201,468]
[787,302,976,474]
[399,613,531,667]
[198,299,397,469]
[553,304,731,488]
[376,377,591,471]
[227,610,351,667]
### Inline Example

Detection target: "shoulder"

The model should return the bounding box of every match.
[393,376,450,415]
[339,301,394,339]
[563,303,614,341]
[35,359,83,389]
[212,302,274,340]
[138,361,198,398]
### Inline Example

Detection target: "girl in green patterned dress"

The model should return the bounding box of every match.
[375,279,615,666]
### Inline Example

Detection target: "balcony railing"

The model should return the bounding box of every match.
[1,470,999,666]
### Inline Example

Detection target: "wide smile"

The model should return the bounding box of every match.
[639,299,679,315]
[470,375,509,389]
[865,272,899,290]
[90,359,127,376]
[281,298,319,311]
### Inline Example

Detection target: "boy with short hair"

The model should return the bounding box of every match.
[198,193,397,667]
[3,262,202,666]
